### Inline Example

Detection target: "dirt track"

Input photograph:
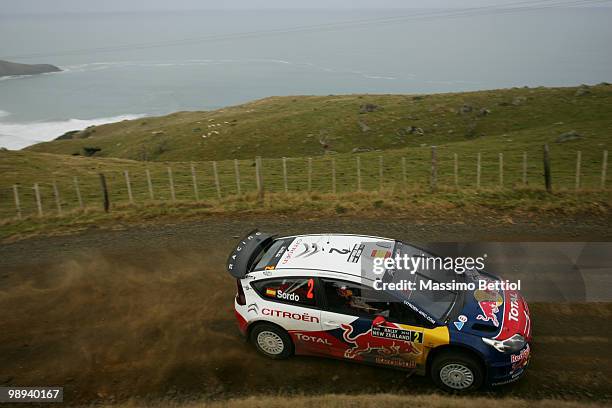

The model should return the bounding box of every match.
[1,217,611,405]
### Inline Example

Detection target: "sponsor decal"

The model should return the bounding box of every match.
[474,288,503,327]
[491,375,522,386]
[247,303,259,315]
[347,244,365,263]
[228,232,263,271]
[281,238,303,264]
[371,325,423,343]
[273,245,287,259]
[454,314,467,331]
[494,290,530,341]
[294,333,332,345]
[523,308,531,339]
[296,242,323,258]
[371,249,392,259]
[261,308,320,323]
[375,356,417,369]
[510,344,530,373]
[403,300,436,324]
[507,292,520,322]
[340,316,421,359]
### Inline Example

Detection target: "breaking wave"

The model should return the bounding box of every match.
[0,113,147,150]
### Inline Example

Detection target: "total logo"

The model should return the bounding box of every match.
[507,292,520,322]
[294,333,332,345]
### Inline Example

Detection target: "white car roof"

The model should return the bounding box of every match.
[251,233,396,281]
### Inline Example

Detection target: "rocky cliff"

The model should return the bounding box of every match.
[0,60,61,77]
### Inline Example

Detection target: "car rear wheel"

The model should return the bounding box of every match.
[250,323,293,360]
[431,350,484,392]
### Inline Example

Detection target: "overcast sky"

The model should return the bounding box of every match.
[2,0,594,14]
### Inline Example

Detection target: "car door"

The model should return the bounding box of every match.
[319,278,429,370]
[251,276,327,355]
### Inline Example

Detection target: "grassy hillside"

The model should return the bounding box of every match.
[25,84,612,162]
[3,85,610,236]
[2,139,610,221]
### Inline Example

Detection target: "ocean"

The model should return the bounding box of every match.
[1,7,611,149]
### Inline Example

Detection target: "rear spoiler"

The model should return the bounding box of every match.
[226,229,275,278]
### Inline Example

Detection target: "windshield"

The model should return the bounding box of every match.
[383,242,461,321]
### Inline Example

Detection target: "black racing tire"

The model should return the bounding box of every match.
[249,323,294,360]
[431,350,484,392]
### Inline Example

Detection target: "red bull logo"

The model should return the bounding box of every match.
[474,288,503,327]
[340,316,422,359]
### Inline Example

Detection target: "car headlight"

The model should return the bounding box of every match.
[482,334,526,353]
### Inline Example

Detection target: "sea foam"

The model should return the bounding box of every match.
[0,113,146,150]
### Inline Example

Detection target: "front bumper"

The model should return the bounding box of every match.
[487,343,531,386]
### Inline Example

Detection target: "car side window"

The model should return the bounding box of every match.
[321,279,391,319]
[252,277,317,307]
[387,302,428,327]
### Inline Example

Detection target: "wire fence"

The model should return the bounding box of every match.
[1,147,608,221]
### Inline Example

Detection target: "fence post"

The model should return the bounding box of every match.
[575,151,582,191]
[453,153,458,188]
[74,176,83,209]
[145,169,154,200]
[476,153,481,189]
[543,144,552,193]
[379,156,384,191]
[13,185,22,219]
[498,153,504,188]
[213,161,221,199]
[522,152,527,185]
[602,150,608,189]
[52,181,62,214]
[255,156,264,200]
[167,166,176,201]
[124,170,134,204]
[402,157,407,187]
[234,159,241,195]
[307,157,313,192]
[356,156,362,191]
[331,157,336,194]
[99,174,109,213]
[430,146,437,192]
[33,183,43,216]
[282,157,288,193]
[191,163,199,201]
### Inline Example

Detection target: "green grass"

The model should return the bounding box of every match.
[1,143,610,221]
[1,189,610,242]
[2,85,610,224]
[24,84,612,162]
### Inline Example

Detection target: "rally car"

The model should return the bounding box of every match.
[226,230,531,392]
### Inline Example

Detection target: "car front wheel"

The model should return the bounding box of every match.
[431,350,484,392]
[250,323,293,360]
